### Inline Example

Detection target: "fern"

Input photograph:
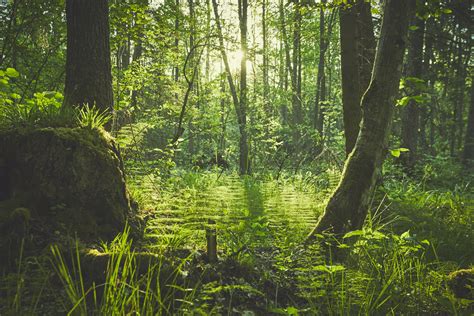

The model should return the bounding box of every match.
[76,103,111,129]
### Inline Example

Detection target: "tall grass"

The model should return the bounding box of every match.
[49,226,199,315]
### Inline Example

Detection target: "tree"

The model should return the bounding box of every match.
[314,0,327,136]
[339,0,375,155]
[308,0,415,237]
[400,14,425,170]
[238,0,250,174]
[463,79,474,165]
[291,0,303,144]
[64,0,114,116]
[212,0,250,175]
[262,0,269,114]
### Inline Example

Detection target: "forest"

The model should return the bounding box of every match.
[0,0,473,314]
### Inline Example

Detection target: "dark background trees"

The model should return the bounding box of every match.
[1,0,472,173]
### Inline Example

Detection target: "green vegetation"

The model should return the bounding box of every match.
[1,0,473,314]
[1,162,472,314]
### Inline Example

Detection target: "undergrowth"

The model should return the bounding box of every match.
[1,148,473,314]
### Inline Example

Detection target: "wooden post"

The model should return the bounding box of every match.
[0,158,7,201]
[206,219,217,263]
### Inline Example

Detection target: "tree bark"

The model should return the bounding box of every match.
[308,0,414,237]
[400,16,425,170]
[339,0,375,155]
[64,0,114,116]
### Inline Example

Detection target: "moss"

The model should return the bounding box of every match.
[447,268,474,299]
[0,126,132,250]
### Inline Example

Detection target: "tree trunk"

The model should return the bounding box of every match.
[400,16,425,170]
[174,0,180,84]
[463,79,474,165]
[279,0,290,126]
[64,0,114,116]
[238,0,250,175]
[420,17,434,152]
[308,0,414,237]
[262,0,270,114]
[314,0,326,135]
[339,0,375,155]
[212,0,250,175]
[291,0,303,143]
[130,38,143,111]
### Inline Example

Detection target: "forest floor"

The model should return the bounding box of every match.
[1,162,473,315]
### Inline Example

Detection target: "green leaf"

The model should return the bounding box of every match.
[409,25,419,31]
[390,148,409,158]
[5,68,19,78]
[313,265,330,273]
[390,150,400,158]
[400,230,411,239]
[337,243,350,249]
[328,265,346,273]
[397,96,410,107]
[10,93,21,100]
[286,306,299,315]
[420,239,430,246]
[343,230,364,238]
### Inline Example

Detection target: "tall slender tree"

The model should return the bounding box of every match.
[237,0,250,174]
[314,0,327,136]
[262,0,270,114]
[291,0,303,143]
[212,0,250,175]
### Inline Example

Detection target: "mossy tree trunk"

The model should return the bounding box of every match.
[64,0,113,116]
[308,0,415,237]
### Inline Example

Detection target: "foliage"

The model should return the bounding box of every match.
[76,104,111,129]
[0,68,113,130]
[1,0,473,314]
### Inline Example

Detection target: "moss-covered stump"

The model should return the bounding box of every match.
[447,268,474,300]
[0,127,132,256]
